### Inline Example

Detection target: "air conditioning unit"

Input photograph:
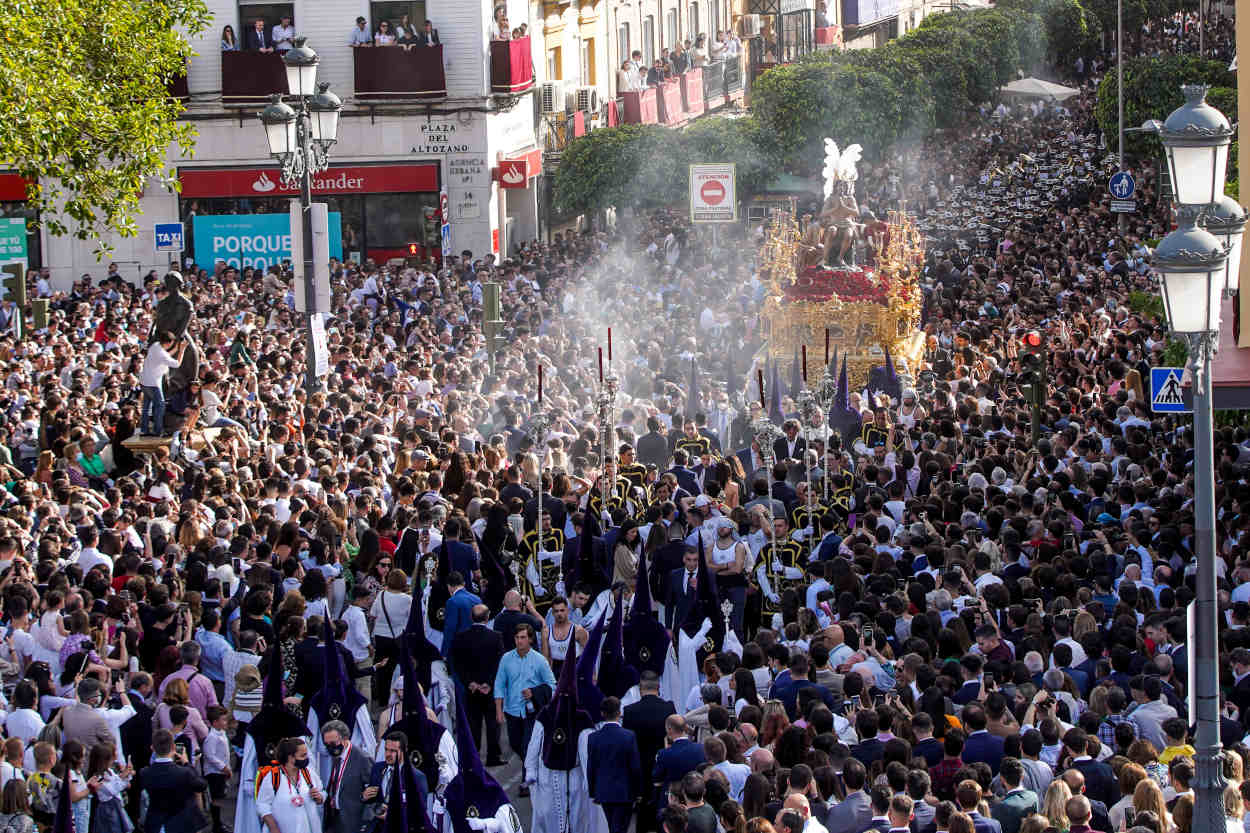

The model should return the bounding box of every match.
[741,14,762,36]
[569,86,599,113]
[540,81,567,115]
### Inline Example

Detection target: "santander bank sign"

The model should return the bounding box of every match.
[249,171,365,193]
[178,164,440,199]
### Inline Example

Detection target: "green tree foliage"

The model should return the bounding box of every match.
[0,0,209,249]
[1042,0,1101,72]
[682,116,781,200]
[553,117,784,216]
[553,125,684,216]
[555,6,1047,213]
[1095,54,1234,155]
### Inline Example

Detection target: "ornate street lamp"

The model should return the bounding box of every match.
[256,38,342,396]
[1145,83,1234,833]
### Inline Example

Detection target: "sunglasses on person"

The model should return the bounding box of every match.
[378,561,392,569]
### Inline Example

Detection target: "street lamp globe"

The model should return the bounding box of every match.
[309,82,343,148]
[283,37,320,98]
[1203,194,1246,295]
[1159,84,1233,207]
[258,94,297,161]
[1154,210,1228,336]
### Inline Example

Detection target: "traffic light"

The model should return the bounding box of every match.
[405,242,420,267]
[482,282,507,354]
[1,264,24,341]
[31,298,48,330]
[1018,331,1046,404]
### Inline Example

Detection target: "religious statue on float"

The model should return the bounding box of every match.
[820,139,863,268]
[806,139,862,270]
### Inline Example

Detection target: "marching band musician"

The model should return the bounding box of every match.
[520,511,566,613]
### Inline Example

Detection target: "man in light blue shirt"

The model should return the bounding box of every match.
[194,608,232,689]
[494,623,556,788]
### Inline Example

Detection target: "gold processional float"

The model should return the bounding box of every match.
[759,138,926,391]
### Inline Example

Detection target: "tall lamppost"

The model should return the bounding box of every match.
[258,38,342,396]
[1144,84,1237,833]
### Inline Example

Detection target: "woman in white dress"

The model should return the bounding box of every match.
[255,738,325,833]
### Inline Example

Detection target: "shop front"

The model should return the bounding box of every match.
[0,173,42,271]
[177,162,442,267]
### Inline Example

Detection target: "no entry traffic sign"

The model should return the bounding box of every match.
[700,180,727,205]
[690,164,737,223]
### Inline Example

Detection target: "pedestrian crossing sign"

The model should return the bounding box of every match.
[1150,367,1190,413]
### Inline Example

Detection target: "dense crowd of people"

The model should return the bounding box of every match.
[0,10,1244,833]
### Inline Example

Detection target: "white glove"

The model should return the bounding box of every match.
[467,819,500,833]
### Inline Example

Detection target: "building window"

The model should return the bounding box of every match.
[236,1,294,46]
[581,39,595,85]
[547,46,563,80]
[617,23,630,67]
[643,16,655,64]
[665,9,677,49]
[688,3,699,37]
[369,1,427,39]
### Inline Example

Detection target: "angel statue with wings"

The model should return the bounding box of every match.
[819,139,863,268]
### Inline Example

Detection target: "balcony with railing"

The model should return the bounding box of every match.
[490,36,535,94]
[221,51,287,105]
[611,60,744,127]
[354,46,447,100]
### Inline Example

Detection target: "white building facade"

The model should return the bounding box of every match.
[20,0,542,288]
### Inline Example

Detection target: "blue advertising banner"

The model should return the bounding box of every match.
[840,0,900,26]
[192,212,343,271]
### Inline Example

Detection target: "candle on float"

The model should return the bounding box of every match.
[598,348,604,383]
[757,369,765,408]
[825,329,830,364]
[802,345,808,383]
[607,328,613,362]
[538,365,543,403]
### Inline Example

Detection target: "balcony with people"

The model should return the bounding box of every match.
[488,6,534,94]
[613,30,745,127]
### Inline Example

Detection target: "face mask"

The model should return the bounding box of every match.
[325,743,344,757]
[294,758,310,769]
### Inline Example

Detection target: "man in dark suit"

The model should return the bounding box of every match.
[121,673,157,825]
[587,697,642,833]
[1064,729,1117,809]
[452,605,507,766]
[321,720,372,833]
[624,673,676,833]
[1229,648,1250,716]
[824,759,872,833]
[140,729,209,833]
[772,420,807,462]
[243,17,273,52]
[364,733,430,831]
[960,704,1006,776]
[850,710,885,769]
[768,465,798,511]
[908,772,936,833]
[637,417,670,469]
[955,780,1002,833]
[952,657,985,706]
[442,519,481,586]
[911,714,943,768]
[416,19,441,45]
[664,450,700,496]
[1059,771,1111,833]
[665,547,701,630]
[652,715,705,810]
[862,786,893,833]
[441,571,482,660]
